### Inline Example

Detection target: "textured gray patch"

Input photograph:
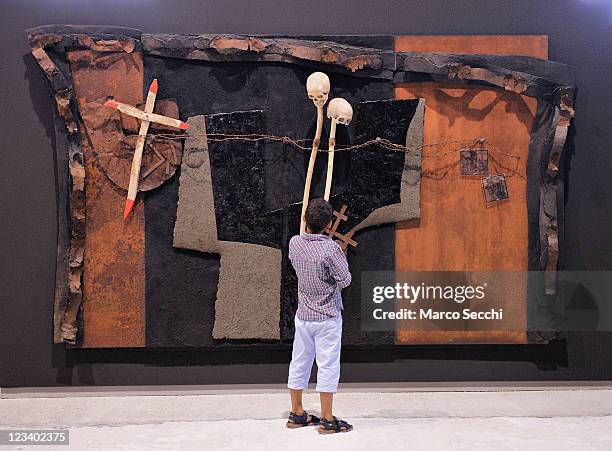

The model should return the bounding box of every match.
[173,115,220,253]
[173,115,281,339]
[351,98,424,234]
[212,243,281,340]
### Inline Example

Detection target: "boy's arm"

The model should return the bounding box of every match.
[288,236,296,262]
[327,243,352,289]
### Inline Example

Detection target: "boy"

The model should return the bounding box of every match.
[286,198,353,434]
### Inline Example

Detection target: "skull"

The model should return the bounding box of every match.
[327,97,353,125]
[306,72,330,108]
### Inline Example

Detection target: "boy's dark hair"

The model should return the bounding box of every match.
[305,198,333,233]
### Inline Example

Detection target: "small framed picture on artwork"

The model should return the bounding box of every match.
[482,174,509,203]
[460,149,489,176]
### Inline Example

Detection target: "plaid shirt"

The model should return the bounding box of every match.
[289,232,352,322]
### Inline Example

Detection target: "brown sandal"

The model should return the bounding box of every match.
[318,416,353,434]
[286,411,320,429]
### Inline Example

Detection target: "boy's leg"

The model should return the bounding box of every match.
[320,392,333,421]
[290,389,305,415]
[313,315,343,420]
[288,316,315,413]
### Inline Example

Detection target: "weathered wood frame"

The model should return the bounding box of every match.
[26,25,575,344]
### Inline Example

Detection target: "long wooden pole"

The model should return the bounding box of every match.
[323,118,337,201]
[123,79,158,219]
[300,106,324,233]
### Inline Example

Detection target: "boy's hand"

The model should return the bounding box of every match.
[327,242,351,289]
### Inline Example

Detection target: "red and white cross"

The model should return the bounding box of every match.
[104,79,189,219]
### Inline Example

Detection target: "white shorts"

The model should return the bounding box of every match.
[287,314,343,393]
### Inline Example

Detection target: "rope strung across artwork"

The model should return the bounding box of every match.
[154,132,514,156]
[103,133,525,179]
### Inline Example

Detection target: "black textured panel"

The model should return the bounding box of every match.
[143,45,394,212]
[340,223,396,346]
[281,99,419,342]
[206,111,282,248]
[331,99,418,228]
[143,36,402,346]
[145,175,220,347]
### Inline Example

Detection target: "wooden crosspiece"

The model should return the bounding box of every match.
[104,79,189,219]
[324,205,358,251]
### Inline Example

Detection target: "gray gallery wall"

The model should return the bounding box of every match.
[1,0,611,387]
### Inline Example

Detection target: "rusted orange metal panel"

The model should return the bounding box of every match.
[68,49,146,348]
[394,36,547,344]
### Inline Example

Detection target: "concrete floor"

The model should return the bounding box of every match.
[2,389,612,450]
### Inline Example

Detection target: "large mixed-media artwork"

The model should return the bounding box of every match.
[28,26,576,348]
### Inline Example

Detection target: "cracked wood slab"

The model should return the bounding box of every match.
[27,26,575,111]
[140,33,574,111]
